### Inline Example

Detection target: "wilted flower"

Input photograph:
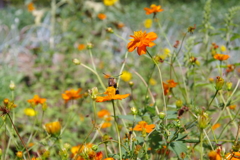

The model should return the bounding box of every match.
[127,30,157,55]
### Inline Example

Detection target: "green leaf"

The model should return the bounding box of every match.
[176,134,188,141]
[145,106,155,115]
[166,111,178,120]
[169,141,188,159]
[118,115,142,122]
[230,33,240,41]
[184,121,197,130]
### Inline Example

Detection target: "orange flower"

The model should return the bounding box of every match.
[144,4,164,15]
[98,109,111,118]
[27,2,35,12]
[228,105,236,110]
[71,144,102,160]
[133,121,155,133]
[226,64,235,73]
[104,158,114,160]
[98,13,107,20]
[211,123,221,130]
[127,30,157,55]
[27,95,46,105]
[96,87,130,102]
[62,88,83,103]
[163,79,178,95]
[214,54,230,61]
[208,150,222,160]
[225,152,240,160]
[78,44,86,50]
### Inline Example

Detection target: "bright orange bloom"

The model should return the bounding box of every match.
[104,158,114,160]
[96,87,130,102]
[44,121,61,136]
[71,144,102,160]
[208,150,222,160]
[133,121,155,133]
[211,123,221,130]
[127,30,157,55]
[163,79,178,95]
[27,95,46,105]
[225,152,240,160]
[78,44,86,50]
[214,54,230,61]
[98,109,111,118]
[27,2,35,12]
[228,105,237,110]
[62,88,83,103]
[98,13,107,20]
[144,4,164,15]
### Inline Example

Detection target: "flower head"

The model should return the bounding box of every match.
[208,149,222,160]
[144,19,152,28]
[97,13,107,20]
[27,95,46,106]
[62,88,83,103]
[44,121,61,136]
[127,30,157,55]
[133,121,155,133]
[71,144,102,160]
[163,79,178,95]
[96,87,130,102]
[103,0,118,6]
[78,44,86,50]
[121,71,132,82]
[27,2,35,12]
[144,4,164,15]
[214,54,229,61]
[98,109,112,128]
[24,108,36,116]
[212,123,221,130]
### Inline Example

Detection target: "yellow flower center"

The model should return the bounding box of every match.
[105,87,116,98]
[133,30,145,40]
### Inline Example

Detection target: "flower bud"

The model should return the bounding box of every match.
[158,112,166,119]
[198,112,210,129]
[9,81,15,90]
[175,100,183,108]
[44,121,61,136]
[42,102,48,111]
[129,81,134,87]
[3,98,9,106]
[131,107,137,115]
[106,27,114,33]
[16,151,23,158]
[102,134,111,143]
[226,82,232,91]
[215,76,224,90]
[87,42,93,49]
[88,87,98,100]
[64,143,71,150]
[92,145,98,151]
[72,58,81,65]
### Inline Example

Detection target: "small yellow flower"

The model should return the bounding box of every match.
[144,19,152,28]
[24,108,36,116]
[16,151,23,158]
[220,45,226,52]
[149,78,157,85]
[121,71,132,82]
[103,0,118,6]
[163,48,171,56]
[44,121,61,136]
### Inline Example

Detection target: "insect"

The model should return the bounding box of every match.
[104,73,121,94]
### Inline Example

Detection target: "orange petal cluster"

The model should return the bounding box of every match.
[225,152,240,160]
[133,121,155,133]
[144,4,164,15]
[96,87,130,102]
[127,30,157,55]
[214,54,229,61]
[211,123,221,130]
[98,109,112,128]
[71,144,102,160]
[27,95,46,105]
[27,2,35,12]
[208,150,222,160]
[163,79,178,95]
[98,13,107,20]
[62,88,83,103]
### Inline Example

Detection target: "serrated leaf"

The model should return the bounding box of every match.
[118,115,142,122]
[169,141,188,159]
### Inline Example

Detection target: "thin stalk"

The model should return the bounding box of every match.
[207,90,218,109]
[81,63,106,90]
[200,130,203,160]
[88,49,96,71]
[92,100,97,124]
[7,113,30,159]
[111,100,122,159]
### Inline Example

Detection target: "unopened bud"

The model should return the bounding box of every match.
[198,112,210,129]
[106,27,114,33]
[226,82,232,91]
[42,102,48,111]
[72,58,81,65]
[131,107,137,115]
[64,143,71,150]
[159,112,166,119]
[175,100,183,108]
[9,81,15,90]
[88,87,98,100]
[92,145,98,151]
[129,81,134,87]
[16,151,23,158]
[87,42,93,49]
[215,76,224,90]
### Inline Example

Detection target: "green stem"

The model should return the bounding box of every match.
[207,90,218,109]
[200,130,203,160]
[88,49,96,71]
[111,100,122,159]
